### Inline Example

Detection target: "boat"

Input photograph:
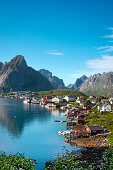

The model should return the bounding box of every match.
[31,99,39,104]
[61,112,68,117]
[23,98,32,104]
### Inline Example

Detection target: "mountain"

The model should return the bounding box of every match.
[39,69,65,89]
[66,84,74,89]
[0,55,53,93]
[79,72,113,97]
[68,72,113,97]
[67,75,87,90]
[0,62,3,70]
[73,75,87,90]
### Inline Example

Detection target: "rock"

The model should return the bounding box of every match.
[0,55,53,92]
[39,69,65,89]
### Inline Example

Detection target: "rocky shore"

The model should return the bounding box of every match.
[65,135,109,147]
[45,147,108,169]
[76,147,108,169]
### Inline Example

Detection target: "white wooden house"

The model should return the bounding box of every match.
[98,103,111,112]
[52,97,63,103]
[91,99,97,104]
[76,98,84,104]
[109,98,113,105]
[63,95,74,102]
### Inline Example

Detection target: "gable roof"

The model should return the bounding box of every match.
[88,125,104,131]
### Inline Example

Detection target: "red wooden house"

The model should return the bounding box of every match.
[67,111,87,124]
[83,104,92,110]
[85,125,104,135]
[74,113,87,124]
[45,96,52,100]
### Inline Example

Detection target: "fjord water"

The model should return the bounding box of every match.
[0,98,80,169]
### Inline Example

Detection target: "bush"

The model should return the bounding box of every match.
[0,152,38,169]
[102,147,113,169]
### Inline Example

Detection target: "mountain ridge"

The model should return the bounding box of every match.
[68,72,113,97]
[39,69,65,89]
[0,55,53,93]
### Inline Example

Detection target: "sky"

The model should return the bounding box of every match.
[0,0,113,86]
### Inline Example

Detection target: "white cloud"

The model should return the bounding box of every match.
[104,34,113,38]
[96,46,113,52]
[47,52,64,55]
[107,27,113,31]
[103,27,113,39]
[87,55,113,70]
[108,41,113,43]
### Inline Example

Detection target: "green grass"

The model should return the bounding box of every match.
[86,110,113,145]
[37,89,86,97]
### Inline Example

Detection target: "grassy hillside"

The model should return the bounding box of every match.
[83,86,113,97]
[86,110,113,145]
[38,89,85,97]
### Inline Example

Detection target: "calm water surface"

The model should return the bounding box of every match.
[0,98,81,169]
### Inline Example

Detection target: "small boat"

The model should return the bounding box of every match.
[58,131,63,135]
[57,130,70,136]
[55,120,66,123]
[23,98,31,104]
[31,99,39,104]
[61,113,67,117]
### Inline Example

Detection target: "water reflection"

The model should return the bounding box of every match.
[46,107,60,117]
[0,98,52,137]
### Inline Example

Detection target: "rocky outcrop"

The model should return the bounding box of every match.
[66,84,74,89]
[39,69,65,89]
[0,62,3,70]
[73,75,87,90]
[0,55,53,93]
[80,72,113,97]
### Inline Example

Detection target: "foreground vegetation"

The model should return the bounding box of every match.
[45,147,113,170]
[0,147,113,169]
[0,152,37,169]
[86,109,113,145]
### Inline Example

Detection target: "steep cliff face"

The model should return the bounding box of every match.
[0,55,53,92]
[39,69,65,89]
[0,62,3,70]
[66,84,74,89]
[80,72,113,97]
[67,72,113,97]
[73,75,87,90]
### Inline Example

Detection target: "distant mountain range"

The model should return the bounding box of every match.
[67,72,113,97]
[1,55,113,97]
[39,69,65,89]
[0,55,53,93]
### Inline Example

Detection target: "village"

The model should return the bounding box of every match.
[2,91,113,147]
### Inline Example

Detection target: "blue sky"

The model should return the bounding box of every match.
[0,0,113,85]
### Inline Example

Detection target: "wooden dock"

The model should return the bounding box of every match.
[55,120,66,123]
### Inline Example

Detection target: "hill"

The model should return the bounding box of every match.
[38,89,85,97]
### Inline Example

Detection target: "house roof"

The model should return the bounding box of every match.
[88,125,104,131]
[64,95,74,98]
[103,103,111,107]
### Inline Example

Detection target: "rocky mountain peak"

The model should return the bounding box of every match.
[39,69,65,89]
[39,69,52,79]
[10,55,27,69]
[79,72,113,97]
[0,55,53,93]
[0,62,3,70]
[73,75,87,90]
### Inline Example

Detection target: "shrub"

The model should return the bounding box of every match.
[0,152,38,169]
